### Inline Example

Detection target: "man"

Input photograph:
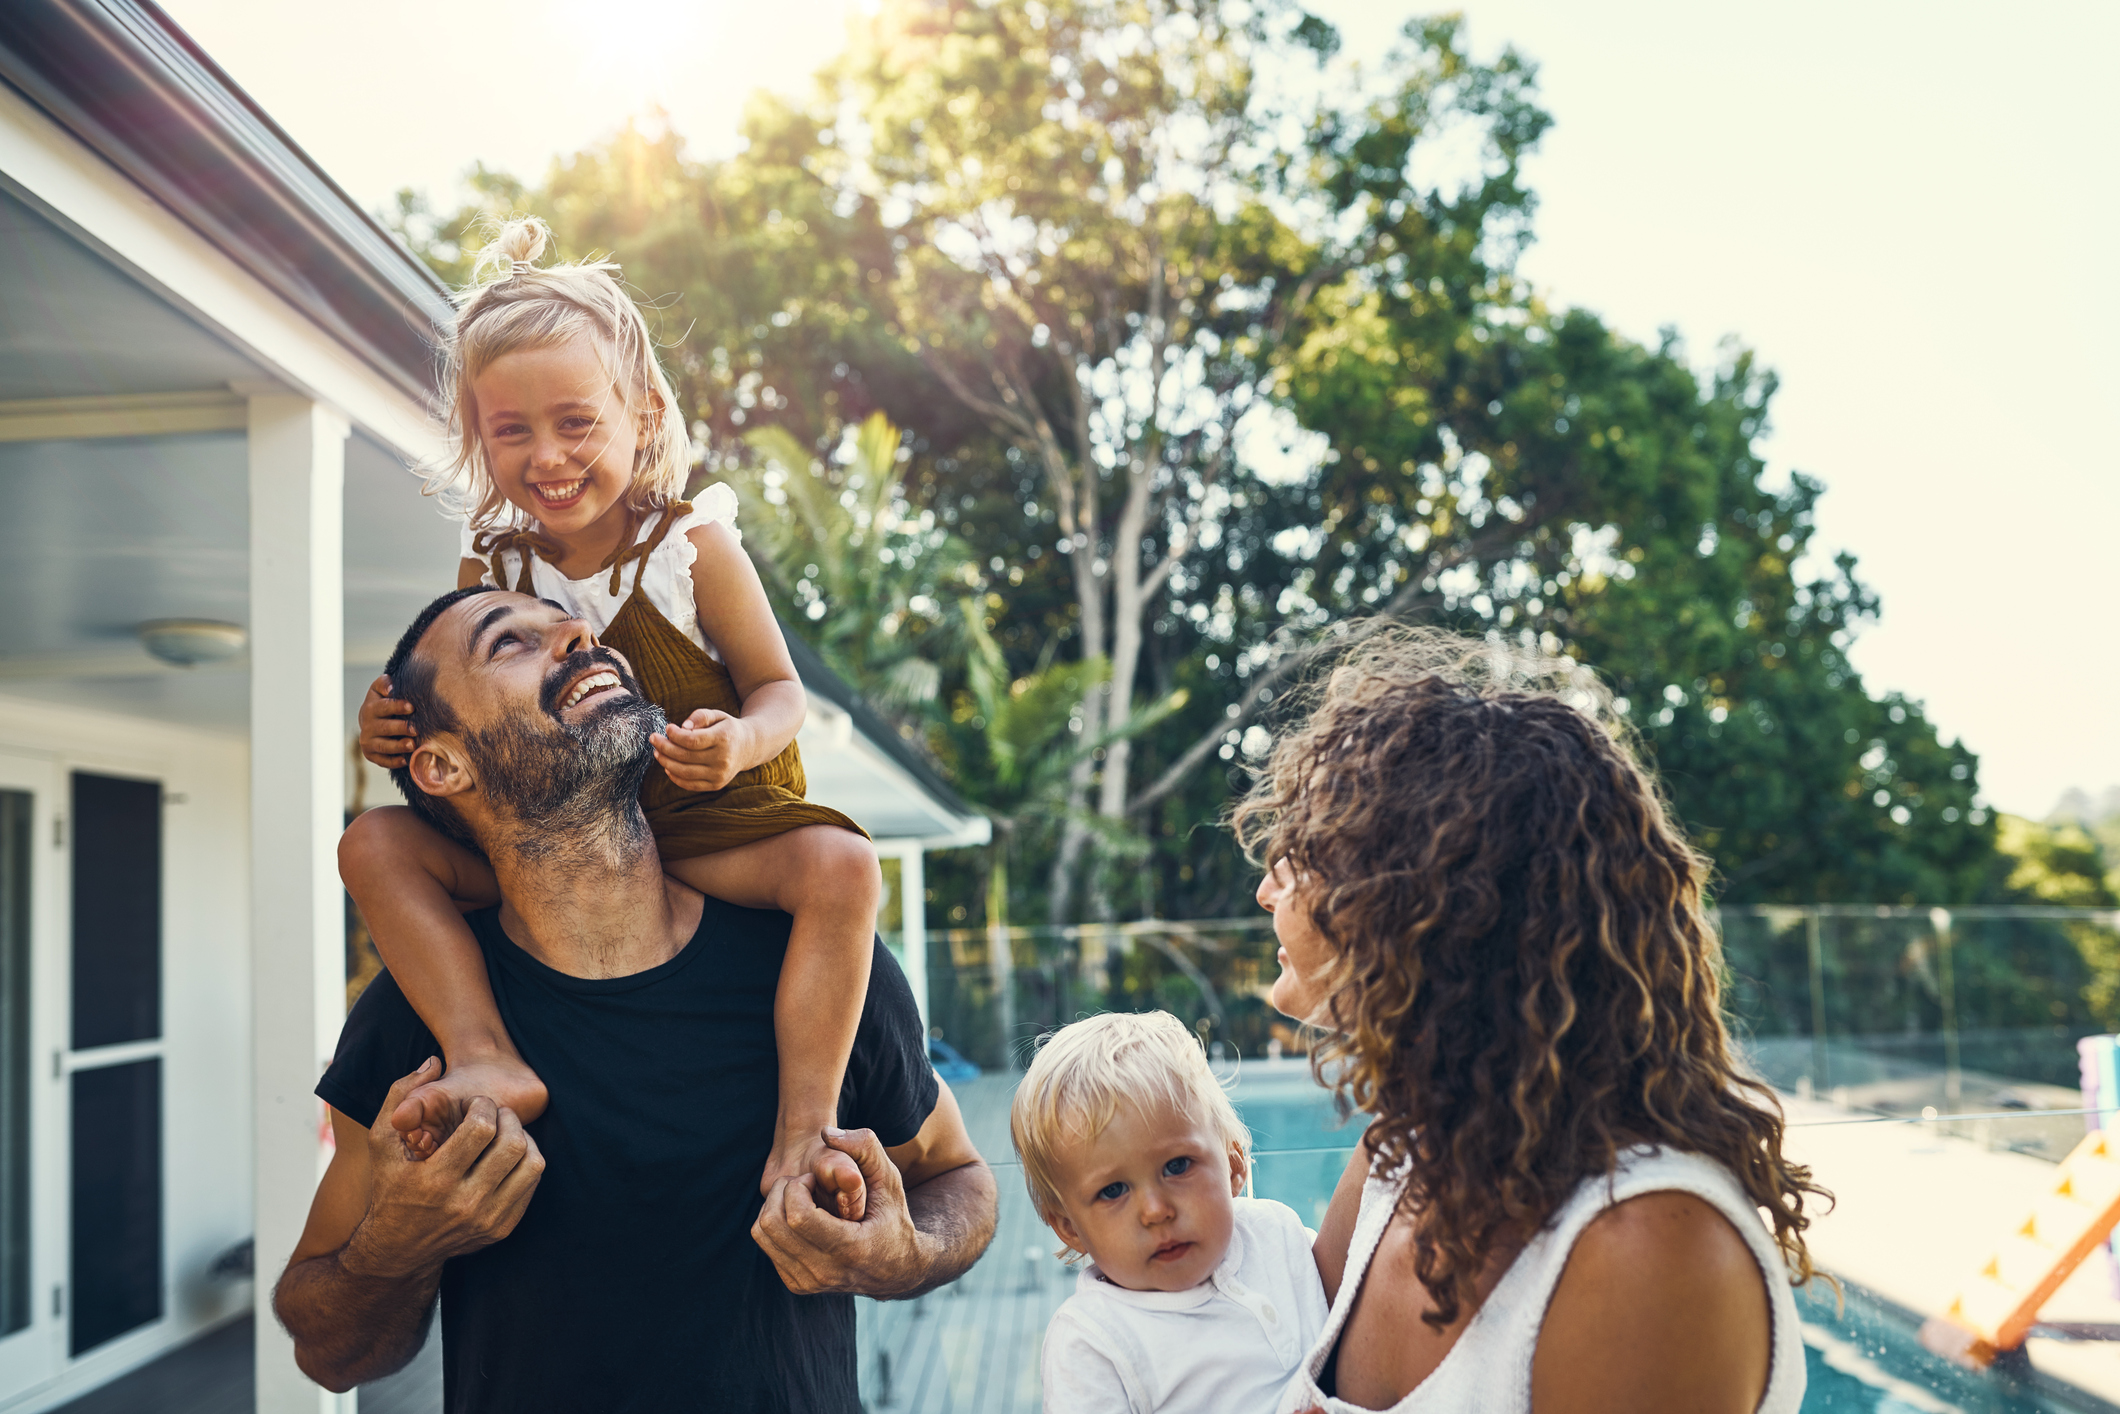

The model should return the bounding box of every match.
[274,586,997,1411]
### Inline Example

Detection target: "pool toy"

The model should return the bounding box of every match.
[1921,1127,2120,1367]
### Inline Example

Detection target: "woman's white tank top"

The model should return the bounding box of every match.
[1276,1146,1807,1414]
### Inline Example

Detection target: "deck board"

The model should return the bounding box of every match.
[857,1069,1070,1414]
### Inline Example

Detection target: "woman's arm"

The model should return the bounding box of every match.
[654,521,805,790]
[1530,1191,1771,1414]
[1313,1144,1371,1302]
[457,557,488,590]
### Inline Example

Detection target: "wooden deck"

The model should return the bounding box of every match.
[855,1072,1070,1412]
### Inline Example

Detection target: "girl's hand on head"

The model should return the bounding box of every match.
[652,709,754,792]
[358,674,417,769]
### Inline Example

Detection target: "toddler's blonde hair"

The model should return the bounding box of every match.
[428,216,691,530]
[1009,1011,1250,1229]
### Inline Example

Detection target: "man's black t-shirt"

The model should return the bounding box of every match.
[316,898,938,1414]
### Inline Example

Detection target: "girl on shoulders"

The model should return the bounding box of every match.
[348,217,879,1215]
[1242,630,1828,1414]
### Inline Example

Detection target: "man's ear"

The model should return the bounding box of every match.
[406,737,476,801]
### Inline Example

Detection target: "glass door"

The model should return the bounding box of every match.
[0,751,58,1398]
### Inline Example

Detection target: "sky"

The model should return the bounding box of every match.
[160,0,2119,819]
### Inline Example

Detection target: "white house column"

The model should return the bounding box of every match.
[247,394,353,1414]
[898,847,928,1032]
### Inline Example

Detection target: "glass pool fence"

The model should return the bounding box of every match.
[863,906,2120,1413]
[920,906,2120,1134]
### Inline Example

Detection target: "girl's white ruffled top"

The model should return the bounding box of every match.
[1275,1145,1807,1414]
[458,483,740,660]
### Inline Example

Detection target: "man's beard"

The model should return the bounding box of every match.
[462,647,665,867]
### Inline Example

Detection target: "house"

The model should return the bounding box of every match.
[0,3,985,1410]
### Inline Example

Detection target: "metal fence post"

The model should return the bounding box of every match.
[1933,907,1960,1105]
[1806,907,1828,1093]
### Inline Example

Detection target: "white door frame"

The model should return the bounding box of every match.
[0,749,63,1402]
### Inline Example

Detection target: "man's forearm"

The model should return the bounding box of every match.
[272,1247,439,1392]
[893,1160,998,1299]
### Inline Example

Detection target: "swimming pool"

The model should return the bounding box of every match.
[1229,1070,2100,1414]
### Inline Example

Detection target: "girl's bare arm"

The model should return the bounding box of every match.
[654,522,806,791]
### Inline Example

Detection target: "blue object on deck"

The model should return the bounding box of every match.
[929,1038,981,1083]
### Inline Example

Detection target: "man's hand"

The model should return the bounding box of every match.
[276,1060,547,1392]
[752,1127,930,1297]
[359,674,416,769]
[343,1060,546,1279]
[652,709,755,792]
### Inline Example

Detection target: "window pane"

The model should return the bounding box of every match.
[70,1058,161,1354]
[70,773,159,1049]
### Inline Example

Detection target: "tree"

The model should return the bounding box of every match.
[818,2,1547,921]
[379,3,2018,921]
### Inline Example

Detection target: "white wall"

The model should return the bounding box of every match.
[0,693,252,1410]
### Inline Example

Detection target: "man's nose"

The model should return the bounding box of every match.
[548,618,595,659]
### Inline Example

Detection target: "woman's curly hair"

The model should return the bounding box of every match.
[1232,626,1828,1328]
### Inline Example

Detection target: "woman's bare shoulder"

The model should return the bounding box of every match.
[1532,1190,1771,1413]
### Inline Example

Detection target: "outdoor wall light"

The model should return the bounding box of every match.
[137,619,247,667]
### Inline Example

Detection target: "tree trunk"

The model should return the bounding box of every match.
[1083,256,1167,919]
[987,844,1016,1068]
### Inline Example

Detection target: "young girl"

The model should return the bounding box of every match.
[347,216,880,1216]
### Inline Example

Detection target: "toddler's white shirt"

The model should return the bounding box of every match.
[1041,1196,1328,1414]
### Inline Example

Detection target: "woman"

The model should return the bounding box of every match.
[1240,631,1826,1413]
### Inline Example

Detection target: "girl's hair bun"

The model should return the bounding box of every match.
[475,215,551,283]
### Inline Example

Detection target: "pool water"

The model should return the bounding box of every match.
[1228,1073,2095,1414]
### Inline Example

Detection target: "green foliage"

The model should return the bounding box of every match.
[727,411,978,709]
[377,0,2020,924]
[1996,816,2119,909]
[1250,286,2001,905]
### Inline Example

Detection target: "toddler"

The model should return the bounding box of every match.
[348,216,878,1215]
[1012,1011,1328,1413]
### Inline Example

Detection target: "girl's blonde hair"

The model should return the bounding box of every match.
[1009,1011,1250,1238]
[429,216,691,529]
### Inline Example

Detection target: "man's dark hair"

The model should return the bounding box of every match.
[383,585,500,848]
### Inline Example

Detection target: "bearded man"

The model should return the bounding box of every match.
[272,586,996,1412]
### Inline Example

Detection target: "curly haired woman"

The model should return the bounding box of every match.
[1242,630,1828,1414]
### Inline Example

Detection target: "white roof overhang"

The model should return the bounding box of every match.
[0,3,987,847]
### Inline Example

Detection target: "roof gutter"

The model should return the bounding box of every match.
[0,0,454,403]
